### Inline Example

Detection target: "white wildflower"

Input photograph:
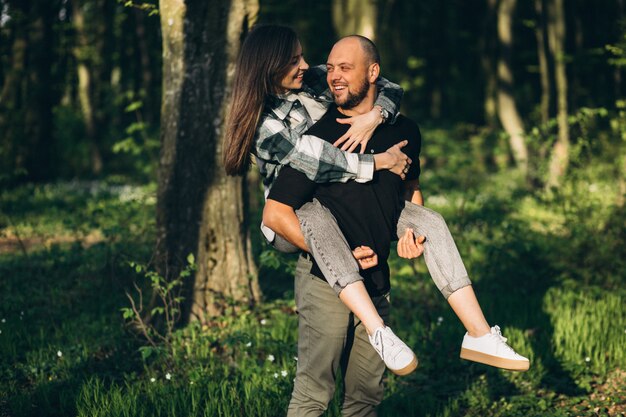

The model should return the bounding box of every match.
[1,318,5,323]
[166,372,172,380]
[437,316,444,325]
[585,357,591,363]
[267,354,275,362]
[273,373,279,378]
[260,319,267,325]
[150,377,156,383]
[57,350,62,358]
[246,342,252,347]
[281,370,288,377]
[294,356,298,361]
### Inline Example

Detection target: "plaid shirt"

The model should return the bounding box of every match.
[253,65,403,191]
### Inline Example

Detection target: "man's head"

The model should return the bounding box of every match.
[326,35,381,113]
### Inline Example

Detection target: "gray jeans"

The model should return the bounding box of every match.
[269,199,471,299]
[288,255,388,417]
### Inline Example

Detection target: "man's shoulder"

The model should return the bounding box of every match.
[393,114,421,136]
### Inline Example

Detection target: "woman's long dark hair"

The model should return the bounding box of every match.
[223,25,299,176]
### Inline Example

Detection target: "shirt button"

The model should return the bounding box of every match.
[370,149,375,153]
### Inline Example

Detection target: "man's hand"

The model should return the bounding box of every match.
[397,228,425,259]
[333,107,383,153]
[352,245,378,270]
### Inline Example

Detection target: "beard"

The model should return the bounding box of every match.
[335,77,370,110]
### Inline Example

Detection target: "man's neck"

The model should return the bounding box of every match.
[337,90,376,117]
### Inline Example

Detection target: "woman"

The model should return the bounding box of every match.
[223,25,529,374]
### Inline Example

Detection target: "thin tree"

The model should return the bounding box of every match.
[156,0,261,324]
[497,0,529,173]
[546,0,570,187]
[535,0,552,125]
[332,0,377,40]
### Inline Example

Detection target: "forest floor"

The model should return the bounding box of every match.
[1,152,625,416]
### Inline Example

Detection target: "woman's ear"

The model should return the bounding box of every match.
[368,63,380,82]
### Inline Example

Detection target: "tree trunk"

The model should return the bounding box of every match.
[546,0,570,187]
[71,0,103,176]
[497,0,528,173]
[332,0,377,40]
[0,1,28,176]
[157,0,260,325]
[481,0,498,127]
[535,0,551,125]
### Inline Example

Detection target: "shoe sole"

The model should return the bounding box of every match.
[390,356,418,376]
[460,348,530,372]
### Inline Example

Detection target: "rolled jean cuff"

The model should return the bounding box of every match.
[440,275,472,299]
[333,272,364,295]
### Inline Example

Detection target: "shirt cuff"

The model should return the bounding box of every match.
[354,154,374,183]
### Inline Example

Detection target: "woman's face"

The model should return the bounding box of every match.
[278,41,309,92]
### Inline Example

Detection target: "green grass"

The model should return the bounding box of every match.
[1,151,625,416]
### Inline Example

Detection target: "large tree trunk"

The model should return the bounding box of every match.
[546,0,570,187]
[497,0,529,173]
[332,0,377,40]
[157,0,260,325]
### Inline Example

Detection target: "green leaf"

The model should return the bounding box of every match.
[187,253,195,265]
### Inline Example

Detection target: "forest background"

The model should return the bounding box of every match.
[1,0,625,416]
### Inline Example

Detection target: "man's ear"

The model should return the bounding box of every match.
[368,63,380,83]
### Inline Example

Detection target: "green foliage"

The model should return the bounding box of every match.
[121,255,197,357]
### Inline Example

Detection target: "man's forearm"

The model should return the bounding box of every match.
[404,179,423,205]
[263,199,309,251]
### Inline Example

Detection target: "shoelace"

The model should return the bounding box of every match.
[491,325,516,354]
[373,329,385,359]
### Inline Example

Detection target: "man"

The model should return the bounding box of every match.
[265,35,529,416]
[266,35,422,417]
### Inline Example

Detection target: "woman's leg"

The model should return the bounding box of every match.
[397,201,529,371]
[397,202,489,335]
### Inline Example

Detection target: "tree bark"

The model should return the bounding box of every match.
[497,0,528,172]
[157,0,260,325]
[546,0,570,187]
[332,0,377,40]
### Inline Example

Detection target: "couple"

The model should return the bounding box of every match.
[224,25,529,416]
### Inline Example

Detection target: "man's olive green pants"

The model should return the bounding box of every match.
[287,255,390,417]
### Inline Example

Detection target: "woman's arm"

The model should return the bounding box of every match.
[255,113,410,184]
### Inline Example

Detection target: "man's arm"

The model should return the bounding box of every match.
[263,199,379,269]
[404,179,424,205]
[263,199,308,251]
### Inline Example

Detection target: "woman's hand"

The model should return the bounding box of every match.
[373,140,411,179]
[352,245,378,270]
[397,228,425,259]
[333,107,384,153]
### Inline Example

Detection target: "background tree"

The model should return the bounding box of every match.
[156,0,260,324]
[496,0,528,173]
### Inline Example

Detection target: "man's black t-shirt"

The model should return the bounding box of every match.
[268,105,421,296]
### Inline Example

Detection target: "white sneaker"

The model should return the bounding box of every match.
[368,326,418,376]
[460,325,530,371]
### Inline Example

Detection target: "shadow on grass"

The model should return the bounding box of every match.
[0,241,149,417]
